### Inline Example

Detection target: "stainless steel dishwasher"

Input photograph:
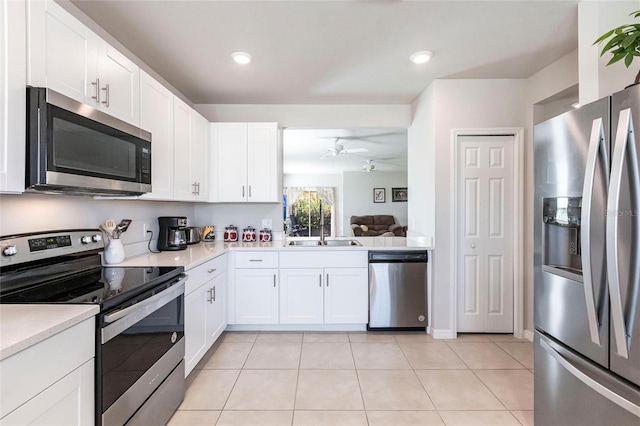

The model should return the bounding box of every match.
[368,251,428,329]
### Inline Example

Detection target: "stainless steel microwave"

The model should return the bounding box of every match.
[26,87,152,196]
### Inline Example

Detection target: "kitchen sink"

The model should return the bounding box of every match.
[287,239,361,246]
[323,239,362,246]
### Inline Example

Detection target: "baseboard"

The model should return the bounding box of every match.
[523,329,534,342]
[431,328,456,339]
[225,324,367,332]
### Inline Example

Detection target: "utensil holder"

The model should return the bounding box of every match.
[104,239,125,264]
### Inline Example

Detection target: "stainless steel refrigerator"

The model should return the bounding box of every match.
[534,84,640,425]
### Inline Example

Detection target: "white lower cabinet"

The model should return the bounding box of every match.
[0,317,95,425]
[184,255,227,376]
[279,266,368,324]
[235,269,279,324]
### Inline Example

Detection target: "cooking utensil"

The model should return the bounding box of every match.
[104,219,117,235]
[116,219,132,232]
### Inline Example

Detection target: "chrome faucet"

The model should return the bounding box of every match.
[319,199,325,242]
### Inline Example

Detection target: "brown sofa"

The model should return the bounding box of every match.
[350,215,404,237]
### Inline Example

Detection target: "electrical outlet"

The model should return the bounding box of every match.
[262,219,272,229]
[143,222,151,238]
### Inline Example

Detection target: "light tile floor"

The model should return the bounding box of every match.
[168,331,534,426]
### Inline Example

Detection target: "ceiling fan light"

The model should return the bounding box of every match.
[231,51,252,64]
[410,50,433,64]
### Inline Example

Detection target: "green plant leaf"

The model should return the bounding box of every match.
[625,52,634,67]
[608,50,627,65]
[594,27,619,44]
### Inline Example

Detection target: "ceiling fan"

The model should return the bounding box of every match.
[320,138,368,159]
[362,160,376,173]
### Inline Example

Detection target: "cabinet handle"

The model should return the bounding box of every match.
[196,182,200,195]
[91,78,100,102]
[101,83,110,107]
[242,185,245,197]
[249,185,252,198]
[249,259,263,262]
[206,288,213,303]
[208,268,217,273]
[273,274,276,287]
[326,274,329,287]
[319,274,322,287]
[212,286,216,302]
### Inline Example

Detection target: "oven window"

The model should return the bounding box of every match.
[52,117,137,180]
[101,293,184,412]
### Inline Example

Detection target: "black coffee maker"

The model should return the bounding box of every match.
[158,216,188,251]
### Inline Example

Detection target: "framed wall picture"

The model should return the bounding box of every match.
[392,187,408,202]
[373,188,385,203]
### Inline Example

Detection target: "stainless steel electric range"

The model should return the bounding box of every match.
[0,229,187,426]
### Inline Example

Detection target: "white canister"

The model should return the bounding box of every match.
[104,239,126,264]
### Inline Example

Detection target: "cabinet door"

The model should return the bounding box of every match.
[96,39,140,126]
[27,0,97,105]
[191,113,209,201]
[280,268,324,324]
[206,272,227,346]
[235,269,278,324]
[0,0,26,193]
[185,284,208,376]
[0,360,93,426]
[324,268,368,324]
[247,123,278,202]
[139,71,174,200]
[214,123,248,202]
[173,97,194,201]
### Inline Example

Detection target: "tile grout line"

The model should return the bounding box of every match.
[218,331,259,415]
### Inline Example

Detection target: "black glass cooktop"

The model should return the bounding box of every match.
[0,253,183,311]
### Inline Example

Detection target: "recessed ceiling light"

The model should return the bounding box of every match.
[231,51,252,64]
[571,102,581,109]
[410,50,433,64]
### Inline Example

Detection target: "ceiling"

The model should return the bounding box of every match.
[283,127,407,175]
[70,0,579,105]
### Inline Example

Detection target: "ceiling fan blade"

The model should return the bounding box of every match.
[344,148,369,154]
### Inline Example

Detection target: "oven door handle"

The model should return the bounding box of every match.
[102,277,186,344]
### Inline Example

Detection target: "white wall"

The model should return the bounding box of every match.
[579,1,640,104]
[0,193,194,254]
[193,203,283,240]
[342,171,408,236]
[195,104,412,129]
[409,79,528,337]
[283,173,343,236]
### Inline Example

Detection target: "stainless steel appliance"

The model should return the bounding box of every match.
[0,229,186,426]
[534,84,640,424]
[26,87,152,196]
[185,227,201,244]
[158,217,188,251]
[368,250,428,329]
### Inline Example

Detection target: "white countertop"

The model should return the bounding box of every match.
[116,236,432,270]
[0,304,99,361]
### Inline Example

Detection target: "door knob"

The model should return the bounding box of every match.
[471,244,476,249]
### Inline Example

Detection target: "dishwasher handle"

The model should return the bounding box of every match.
[368,251,428,263]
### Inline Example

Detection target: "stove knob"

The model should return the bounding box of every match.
[2,245,17,256]
[81,236,92,244]
[92,234,102,243]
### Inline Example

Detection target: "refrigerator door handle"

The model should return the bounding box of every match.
[581,117,608,346]
[540,338,640,417]
[607,108,638,360]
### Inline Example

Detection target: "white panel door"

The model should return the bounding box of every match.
[235,269,279,324]
[324,268,368,324]
[191,113,209,201]
[215,123,248,202]
[139,71,174,200]
[457,135,514,333]
[280,268,324,324]
[206,272,227,346]
[247,122,278,202]
[173,97,194,201]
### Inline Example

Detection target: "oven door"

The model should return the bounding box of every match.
[98,277,185,426]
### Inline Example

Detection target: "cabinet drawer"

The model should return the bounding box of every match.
[235,251,278,268]
[186,254,227,295]
[280,250,367,268]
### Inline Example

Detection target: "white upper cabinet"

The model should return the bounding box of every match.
[0,0,26,193]
[139,70,174,200]
[210,122,279,202]
[27,0,140,126]
[173,98,209,202]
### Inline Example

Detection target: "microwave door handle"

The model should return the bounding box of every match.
[581,118,607,346]
[607,108,640,360]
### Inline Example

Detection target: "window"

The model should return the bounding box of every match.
[284,187,335,237]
